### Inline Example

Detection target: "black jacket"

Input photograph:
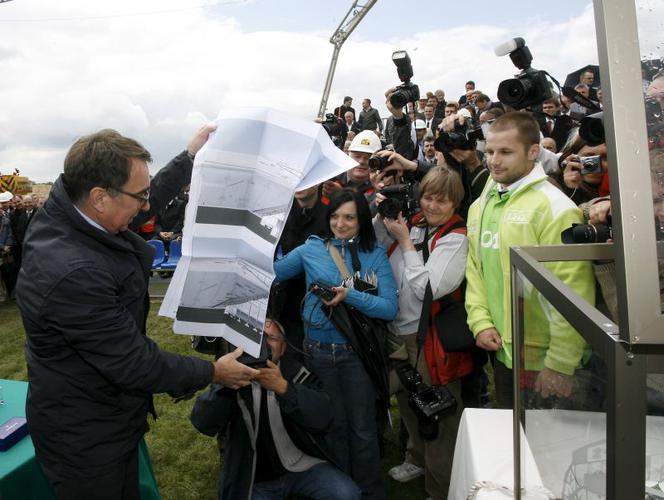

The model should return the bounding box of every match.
[537,113,575,152]
[16,152,214,479]
[357,107,383,132]
[156,196,187,235]
[191,354,337,500]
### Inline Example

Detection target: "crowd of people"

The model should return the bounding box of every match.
[6,61,664,500]
[0,191,44,301]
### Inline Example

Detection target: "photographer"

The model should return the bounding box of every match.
[373,167,479,499]
[384,87,422,162]
[273,188,398,499]
[191,318,360,500]
[557,134,608,205]
[435,111,491,217]
[321,130,382,206]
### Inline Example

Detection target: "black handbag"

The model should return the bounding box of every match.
[418,218,475,353]
[434,290,475,352]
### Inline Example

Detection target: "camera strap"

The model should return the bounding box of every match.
[326,240,353,286]
[416,226,434,351]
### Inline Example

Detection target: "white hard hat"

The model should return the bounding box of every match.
[415,119,427,129]
[348,130,381,154]
[0,191,13,203]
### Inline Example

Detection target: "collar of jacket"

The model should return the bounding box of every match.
[48,175,151,256]
[478,162,548,211]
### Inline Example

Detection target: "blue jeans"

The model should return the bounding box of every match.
[251,463,360,500]
[304,340,385,500]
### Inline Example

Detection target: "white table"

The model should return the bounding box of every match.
[449,408,547,499]
[449,408,664,499]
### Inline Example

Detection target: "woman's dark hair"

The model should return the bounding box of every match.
[324,188,377,252]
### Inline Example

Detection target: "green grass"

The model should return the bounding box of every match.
[0,298,425,499]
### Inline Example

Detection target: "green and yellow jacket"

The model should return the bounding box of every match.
[465,163,596,375]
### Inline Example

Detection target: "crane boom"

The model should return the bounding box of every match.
[317,0,377,118]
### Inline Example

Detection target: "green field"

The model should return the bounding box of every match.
[0,298,424,499]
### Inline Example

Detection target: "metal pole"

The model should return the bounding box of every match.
[318,44,342,119]
[511,264,524,500]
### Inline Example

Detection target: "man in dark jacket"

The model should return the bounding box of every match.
[191,318,360,500]
[333,96,355,120]
[16,126,259,500]
[356,98,383,133]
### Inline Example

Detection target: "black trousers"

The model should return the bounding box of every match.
[50,447,140,500]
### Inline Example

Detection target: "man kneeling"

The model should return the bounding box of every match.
[191,318,360,500]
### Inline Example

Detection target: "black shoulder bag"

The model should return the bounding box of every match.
[418,219,475,353]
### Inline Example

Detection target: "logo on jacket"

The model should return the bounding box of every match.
[481,230,499,249]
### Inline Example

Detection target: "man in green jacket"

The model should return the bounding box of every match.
[465,112,595,408]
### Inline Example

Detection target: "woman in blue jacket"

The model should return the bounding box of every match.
[274,188,397,499]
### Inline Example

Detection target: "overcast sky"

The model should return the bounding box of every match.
[0,0,603,182]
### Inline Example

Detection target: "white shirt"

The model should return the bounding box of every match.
[74,205,108,233]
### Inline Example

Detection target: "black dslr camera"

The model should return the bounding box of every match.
[378,183,420,220]
[321,113,347,149]
[390,51,420,108]
[368,155,393,172]
[396,363,456,440]
[495,37,552,110]
[309,281,336,301]
[434,113,484,152]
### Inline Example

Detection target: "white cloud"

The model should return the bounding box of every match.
[0,0,600,182]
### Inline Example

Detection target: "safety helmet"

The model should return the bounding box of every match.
[348,130,381,154]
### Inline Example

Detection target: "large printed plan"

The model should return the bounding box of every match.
[159,107,356,357]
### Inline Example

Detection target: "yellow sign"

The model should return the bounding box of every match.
[0,175,32,195]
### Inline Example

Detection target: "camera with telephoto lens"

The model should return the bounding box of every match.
[495,37,552,110]
[561,223,612,244]
[561,213,613,244]
[396,363,456,440]
[434,110,484,152]
[390,50,420,108]
[321,113,347,149]
[378,183,420,220]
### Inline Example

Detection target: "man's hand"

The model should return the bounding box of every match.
[383,213,411,245]
[256,360,288,396]
[322,180,343,198]
[212,346,259,389]
[159,231,174,241]
[476,328,503,351]
[186,123,218,158]
[384,87,404,119]
[534,367,575,399]
[374,150,417,174]
[441,113,463,133]
[562,155,583,189]
[589,199,611,225]
[322,286,349,306]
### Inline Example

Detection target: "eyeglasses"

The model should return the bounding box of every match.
[110,188,150,207]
